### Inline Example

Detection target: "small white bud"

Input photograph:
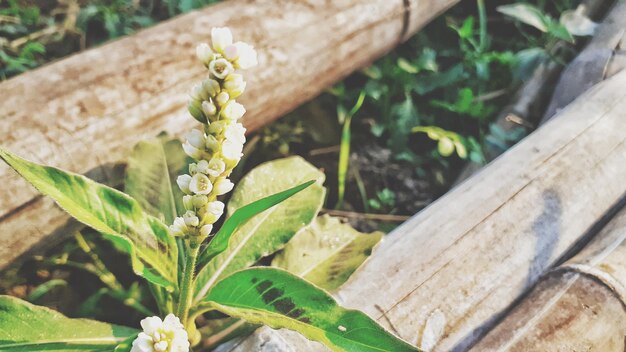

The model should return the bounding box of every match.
[233,41,258,69]
[190,83,209,101]
[223,73,246,98]
[207,120,227,135]
[211,27,233,53]
[183,211,200,227]
[189,173,213,195]
[176,174,192,194]
[200,224,214,237]
[187,100,205,123]
[206,158,226,177]
[209,58,233,79]
[222,101,246,120]
[196,43,213,64]
[186,129,206,150]
[169,217,188,236]
[189,163,198,175]
[215,91,230,106]
[202,101,217,116]
[214,178,234,195]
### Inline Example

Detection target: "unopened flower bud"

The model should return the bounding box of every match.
[186,129,206,150]
[187,101,205,123]
[183,211,200,227]
[200,224,214,237]
[202,101,217,116]
[196,43,213,64]
[224,74,246,98]
[192,195,208,208]
[182,141,203,160]
[206,158,226,177]
[209,58,233,79]
[190,83,209,101]
[215,91,230,106]
[176,174,192,194]
[182,195,194,210]
[233,41,258,69]
[189,173,213,195]
[196,160,210,174]
[211,27,233,53]
[169,217,188,236]
[202,79,221,97]
[207,121,227,135]
[222,101,246,120]
[205,134,220,151]
[214,178,234,195]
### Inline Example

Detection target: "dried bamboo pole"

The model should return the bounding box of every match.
[0,0,460,269]
[221,66,626,352]
[472,204,626,351]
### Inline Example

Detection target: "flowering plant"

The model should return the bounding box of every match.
[0,28,418,352]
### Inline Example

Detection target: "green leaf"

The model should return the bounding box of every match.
[196,180,316,269]
[497,3,549,32]
[0,295,138,351]
[201,268,419,352]
[0,147,178,290]
[125,139,178,224]
[194,156,325,302]
[272,215,383,291]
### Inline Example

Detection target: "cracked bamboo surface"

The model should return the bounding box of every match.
[0,0,459,269]
[225,70,626,351]
[473,205,626,351]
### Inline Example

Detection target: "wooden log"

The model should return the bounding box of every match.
[224,70,626,351]
[472,204,626,351]
[0,0,460,269]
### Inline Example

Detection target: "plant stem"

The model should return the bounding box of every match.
[177,242,200,327]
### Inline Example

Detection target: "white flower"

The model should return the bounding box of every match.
[209,58,233,79]
[186,129,206,150]
[183,210,199,227]
[233,42,257,69]
[202,101,217,116]
[222,139,243,161]
[214,178,234,195]
[223,74,246,98]
[206,158,226,177]
[195,43,213,65]
[176,175,192,194]
[223,44,239,61]
[189,83,208,102]
[182,195,193,210]
[131,314,190,352]
[224,122,246,144]
[189,173,213,195]
[169,217,188,237]
[222,101,246,120]
[182,141,203,160]
[200,224,214,237]
[206,201,225,218]
[211,27,233,53]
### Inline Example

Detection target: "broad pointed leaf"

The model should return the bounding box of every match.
[272,215,383,291]
[125,139,178,224]
[196,180,316,269]
[193,156,325,302]
[201,268,419,352]
[0,148,178,290]
[0,295,138,351]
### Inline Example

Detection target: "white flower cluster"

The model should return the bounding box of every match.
[131,314,190,352]
[170,28,257,238]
